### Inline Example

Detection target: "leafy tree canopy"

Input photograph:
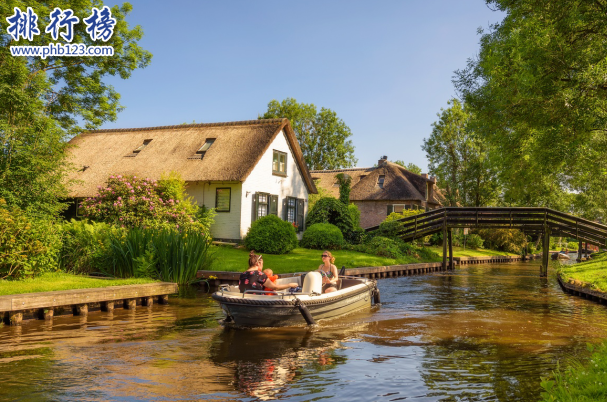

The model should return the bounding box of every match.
[0,1,152,216]
[260,98,357,170]
[422,99,499,207]
[394,160,422,175]
[454,0,607,217]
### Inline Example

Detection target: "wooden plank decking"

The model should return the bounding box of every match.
[0,282,178,326]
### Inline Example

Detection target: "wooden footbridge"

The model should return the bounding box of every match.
[366,207,607,277]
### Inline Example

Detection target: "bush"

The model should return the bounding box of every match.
[0,199,62,279]
[378,220,404,238]
[244,215,298,254]
[477,228,527,254]
[465,234,484,249]
[344,226,365,245]
[59,219,115,274]
[81,173,210,233]
[104,227,214,285]
[306,197,353,235]
[300,223,344,250]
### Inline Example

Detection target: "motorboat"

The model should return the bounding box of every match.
[211,272,379,327]
[552,252,571,260]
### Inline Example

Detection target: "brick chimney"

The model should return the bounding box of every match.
[378,155,388,166]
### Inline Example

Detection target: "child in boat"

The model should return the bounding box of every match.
[263,269,279,293]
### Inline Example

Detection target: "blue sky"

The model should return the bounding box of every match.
[102,1,504,171]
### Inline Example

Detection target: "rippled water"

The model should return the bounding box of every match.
[2,261,607,401]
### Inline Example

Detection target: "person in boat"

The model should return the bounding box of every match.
[239,251,298,293]
[318,251,339,293]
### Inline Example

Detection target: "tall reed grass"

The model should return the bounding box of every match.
[104,227,214,285]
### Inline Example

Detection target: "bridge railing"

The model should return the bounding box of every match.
[365,207,607,247]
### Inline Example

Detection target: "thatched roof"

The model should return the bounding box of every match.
[66,118,317,197]
[311,161,443,205]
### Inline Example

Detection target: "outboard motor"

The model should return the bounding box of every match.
[302,271,322,294]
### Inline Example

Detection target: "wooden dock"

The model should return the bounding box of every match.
[0,282,178,326]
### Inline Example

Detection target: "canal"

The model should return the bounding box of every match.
[1,260,606,401]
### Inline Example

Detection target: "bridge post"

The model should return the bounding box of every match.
[541,226,550,277]
[448,229,454,270]
[442,225,448,270]
[577,240,582,262]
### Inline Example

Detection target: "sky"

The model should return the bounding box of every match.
[102,0,504,172]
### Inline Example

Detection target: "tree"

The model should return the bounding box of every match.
[454,0,607,217]
[0,1,152,216]
[422,99,499,207]
[394,160,422,175]
[260,98,357,170]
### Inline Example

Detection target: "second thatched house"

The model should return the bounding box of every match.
[65,118,317,241]
[310,156,443,228]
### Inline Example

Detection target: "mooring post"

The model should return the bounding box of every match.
[442,225,448,270]
[541,226,550,277]
[448,229,454,270]
[577,240,582,262]
[9,311,23,326]
[159,295,169,305]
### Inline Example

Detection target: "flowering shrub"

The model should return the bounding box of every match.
[81,174,207,232]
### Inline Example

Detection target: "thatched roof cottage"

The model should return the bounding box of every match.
[310,156,443,228]
[66,118,317,241]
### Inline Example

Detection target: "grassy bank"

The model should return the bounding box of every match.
[0,273,157,296]
[427,246,518,258]
[208,246,441,274]
[557,251,607,292]
[540,342,607,401]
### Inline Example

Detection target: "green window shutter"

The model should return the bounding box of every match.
[253,193,259,221]
[270,195,278,215]
[297,199,305,232]
[387,205,394,215]
[282,198,288,220]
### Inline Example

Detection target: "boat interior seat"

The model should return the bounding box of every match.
[339,278,360,290]
[302,271,322,294]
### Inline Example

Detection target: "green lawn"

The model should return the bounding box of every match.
[427,246,518,258]
[557,251,607,292]
[0,273,157,296]
[208,246,441,274]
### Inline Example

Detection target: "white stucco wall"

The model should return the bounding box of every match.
[186,182,242,240]
[241,129,310,239]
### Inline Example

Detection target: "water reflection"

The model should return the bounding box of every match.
[1,261,607,401]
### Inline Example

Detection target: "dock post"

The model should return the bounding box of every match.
[36,308,54,320]
[158,295,169,305]
[442,225,448,270]
[9,311,23,326]
[541,226,550,277]
[72,304,88,316]
[100,301,114,313]
[142,297,154,307]
[577,240,582,262]
[124,299,137,310]
[448,229,454,270]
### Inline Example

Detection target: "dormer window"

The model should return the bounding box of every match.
[378,175,385,189]
[133,139,152,153]
[273,150,287,176]
[196,138,215,154]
